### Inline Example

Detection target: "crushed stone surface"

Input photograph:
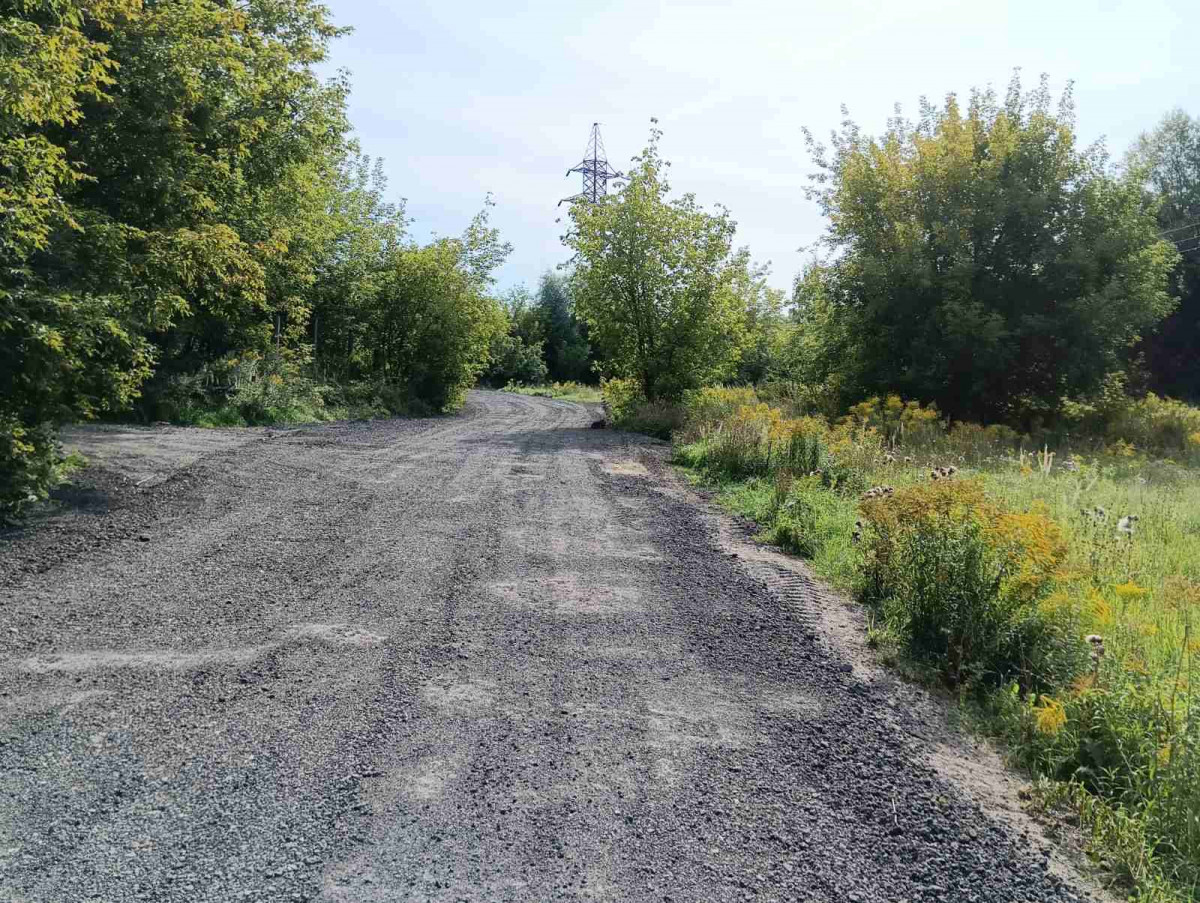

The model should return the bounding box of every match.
[1,391,1096,901]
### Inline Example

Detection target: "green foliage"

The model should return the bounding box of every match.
[1125,108,1200,402]
[565,124,744,400]
[859,485,1078,691]
[484,286,548,387]
[1061,374,1200,458]
[535,272,591,383]
[0,417,62,520]
[769,474,850,559]
[0,0,150,517]
[600,377,682,438]
[502,381,601,403]
[798,74,1179,423]
[369,224,509,412]
[676,386,1200,898]
[726,252,789,385]
[600,377,646,425]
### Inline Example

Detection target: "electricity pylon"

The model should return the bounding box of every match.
[559,123,622,206]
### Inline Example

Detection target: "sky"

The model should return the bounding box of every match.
[319,0,1198,295]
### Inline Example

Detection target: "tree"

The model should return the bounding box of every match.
[1125,109,1200,400]
[484,286,549,386]
[534,271,591,383]
[727,251,788,385]
[363,202,511,411]
[799,74,1178,424]
[564,124,743,400]
[308,151,408,385]
[1,0,155,517]
[56,0,351,405]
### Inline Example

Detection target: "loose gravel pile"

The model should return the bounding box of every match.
[1,392,1096,901]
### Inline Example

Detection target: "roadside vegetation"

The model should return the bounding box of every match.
[4,6,1200,895]
[0,0,596,520]
[578,84,1200,901]
[501,382,603,404]
[664,387,1199,900]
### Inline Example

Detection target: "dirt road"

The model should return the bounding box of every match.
[1,392,1095,902]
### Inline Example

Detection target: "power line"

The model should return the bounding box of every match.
[1159,219,1200,237]
[1160,219,1200,258]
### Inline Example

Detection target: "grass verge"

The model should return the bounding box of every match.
[670,387,1200,903]
[501,381,602,404]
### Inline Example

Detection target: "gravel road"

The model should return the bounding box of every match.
[1,391,1097,902]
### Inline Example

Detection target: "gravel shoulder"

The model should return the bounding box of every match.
[2,391,1107,902]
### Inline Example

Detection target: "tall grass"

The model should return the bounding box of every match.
[501,380,603,404]
[672,387,1200,902]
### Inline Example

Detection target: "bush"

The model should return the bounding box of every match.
[601,378,683,438]
[503,381,601,403]
[1061,375,1200,458]
[484,331,548,386]
[601,377,645,425]
[681,385,760,433]
[620,400,686,439]
[998,677,1200,893]
[0,418,76,522]
[229,372,332,425]
[859,480,1079,691]
[841,394,942,447]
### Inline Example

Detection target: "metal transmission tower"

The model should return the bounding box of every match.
[559,123,622,206]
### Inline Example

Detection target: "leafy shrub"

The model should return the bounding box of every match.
[859,480,1078,690]
[1062,375,1200,458]
[601,377,645,425]
[682,385,760,433]
[841,394,942,447]
[698,403,778,477]
[503,381,601,403]
[601,378,684,438]
[621,400,686,439]
[484,331,547,386]
[228,367,340,425]
[0,418,78,522]
[998,675,1200,893]
[756,379,843,419]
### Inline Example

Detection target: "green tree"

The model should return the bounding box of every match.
[484,286,549,386]
[565,124,743,400]
[534,271,591,382]
[1,0,156,517]
[800,75,1178,423]
[308,152,408,385]
[1125,109,1200,400]
[727,251,788,385]
[364,202,511,411]
[55,0,351,407]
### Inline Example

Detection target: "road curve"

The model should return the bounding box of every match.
[2,391,1090,902]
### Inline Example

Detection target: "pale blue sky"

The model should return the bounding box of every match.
[320,0,1198,294]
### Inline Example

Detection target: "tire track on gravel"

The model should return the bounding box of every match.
[1,391,1103,902]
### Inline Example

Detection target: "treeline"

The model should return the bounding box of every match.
[480,272,594,388]
[1,0,518,517]
[569,82,1198,440]
[4,3,1197,524]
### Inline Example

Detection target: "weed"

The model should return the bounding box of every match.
[502,381,602,403]
[672,384,1200,899]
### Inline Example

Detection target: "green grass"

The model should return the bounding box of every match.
[501,381,602,403]
[671,397,1200,903]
